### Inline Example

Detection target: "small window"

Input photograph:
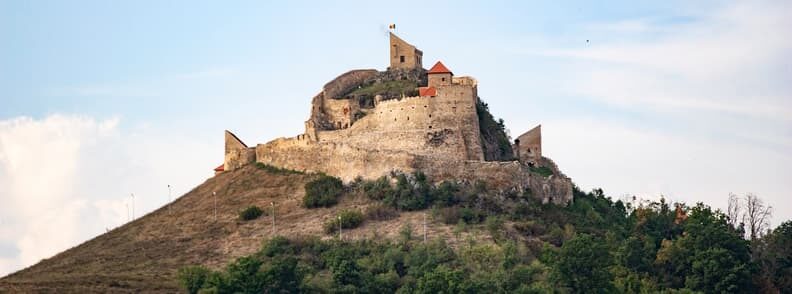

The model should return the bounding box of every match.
[441,77,446,82]
[400,56,405,63]
[429,126,433,129]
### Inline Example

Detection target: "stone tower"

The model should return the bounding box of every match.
[427,61,453,87]
[389,32,423,70]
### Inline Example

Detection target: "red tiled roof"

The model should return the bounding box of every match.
[214,164,225,172]
[419,86,437,97]
[427,61,452,75]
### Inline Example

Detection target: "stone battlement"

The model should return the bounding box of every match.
[219,32,573,205]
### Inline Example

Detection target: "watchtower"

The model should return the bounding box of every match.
[389,32,423,70]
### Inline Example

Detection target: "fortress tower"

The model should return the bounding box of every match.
[389,32,423,70]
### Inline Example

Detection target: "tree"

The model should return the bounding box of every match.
[553,234,614,293]
[726,193,742,228]
[655,203,753,292]
[685,248,751,292]
[743,193,772,240]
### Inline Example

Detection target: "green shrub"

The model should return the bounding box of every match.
[255,162,302,175]
[324,209,365,233]
[365,203,399,221]
[360,176,395,201]
[304,175,344,208]
[178,265,210,294]
[239,205,264,221]
[529,166,553,177]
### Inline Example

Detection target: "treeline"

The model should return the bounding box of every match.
[179,172,791,293]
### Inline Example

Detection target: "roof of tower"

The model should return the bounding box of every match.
[214,164,225,172]
[427,61,453,75]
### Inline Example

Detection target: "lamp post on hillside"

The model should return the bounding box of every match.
[423,212,427,243]
[167,184,172,215]
[213,191,217,221]
[338,215,343,240]
[271,202,276,235]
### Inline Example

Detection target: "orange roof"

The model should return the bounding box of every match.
[427,61,452,75]
[214,164,224,172]
[419,86,437,97]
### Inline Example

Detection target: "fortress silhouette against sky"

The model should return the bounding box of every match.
[216,33,573,204]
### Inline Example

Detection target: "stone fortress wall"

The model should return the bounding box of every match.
[222,32,574,205]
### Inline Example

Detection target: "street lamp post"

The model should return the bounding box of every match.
[271,202,275,234]
[167,184,172,215]
[338,215,342,240]
[423,212,427,243]
[213,192,217,221]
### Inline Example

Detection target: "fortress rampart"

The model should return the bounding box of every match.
[221,33,573,205]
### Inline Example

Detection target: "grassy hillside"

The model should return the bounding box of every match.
[0,166,500,293]
[2,165,789,293]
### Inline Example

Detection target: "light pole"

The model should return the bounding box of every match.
[271,202,275,235]
[213,192,217,221]
[338,215,342,240]
[167,184,172,215]
[423,212,427,243]
[126,202,130,223]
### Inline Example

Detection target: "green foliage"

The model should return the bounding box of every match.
[324,209,365,234]
[303,174,344,208]
[476,99,514,161]
[655,203,752,292]
[529,165,553,177]
[254,162,302,175]
[238,205,263,221]
[553,234,614,293]
[178,266,210,294]
[350,80,418,98]
[180,177,783,294]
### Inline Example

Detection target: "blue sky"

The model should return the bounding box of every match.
[1,1,790,276]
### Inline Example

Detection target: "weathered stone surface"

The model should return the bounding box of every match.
[223,33,574,205]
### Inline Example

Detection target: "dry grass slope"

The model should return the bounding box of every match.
[0,165,493,293]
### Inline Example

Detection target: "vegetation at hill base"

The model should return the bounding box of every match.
[182,172,791,293]
[303,174,345,208]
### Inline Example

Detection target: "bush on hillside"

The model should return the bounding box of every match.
[365,203,400,221]
[239,205,264,221]
[324,209,365,234]
[304,175,344,208]
[178,265,210,294]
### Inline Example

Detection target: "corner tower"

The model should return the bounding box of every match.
[427,61,453,87]
[389,32,423,70]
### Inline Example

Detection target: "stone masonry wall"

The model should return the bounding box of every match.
[255,137,418,182]
[312,81,483,161]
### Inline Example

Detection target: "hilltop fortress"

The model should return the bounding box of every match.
[218,33,573,204]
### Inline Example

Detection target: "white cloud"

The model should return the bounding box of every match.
[0,115,215,277]
[543,119,792,228]
[538,1,792,121]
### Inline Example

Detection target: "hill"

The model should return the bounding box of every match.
[0,165,503,293]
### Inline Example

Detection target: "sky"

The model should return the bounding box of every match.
[1,0,790,277]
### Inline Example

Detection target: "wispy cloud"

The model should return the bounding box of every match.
[0,115,215,277]
[533,1,792,121]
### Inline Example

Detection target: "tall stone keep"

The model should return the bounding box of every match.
[389,32,423,70]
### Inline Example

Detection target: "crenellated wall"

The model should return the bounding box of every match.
[309,80,483,162]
